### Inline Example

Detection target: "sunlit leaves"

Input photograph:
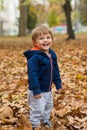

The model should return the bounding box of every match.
[48,9,61,27]
[48,0,66,5]
[0,0,4,10]
[22,0,31,6]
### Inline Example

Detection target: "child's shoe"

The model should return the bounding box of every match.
[32,126,41,130]
[44,120,52,128]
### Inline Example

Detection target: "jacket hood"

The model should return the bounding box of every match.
[23,49,57,60]
[23,50,41,59]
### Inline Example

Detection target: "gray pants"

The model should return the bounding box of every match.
[27,90,53,127]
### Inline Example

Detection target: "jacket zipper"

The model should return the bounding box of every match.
[49,57,53,90]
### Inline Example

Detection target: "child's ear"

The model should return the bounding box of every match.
[32,40,37,46]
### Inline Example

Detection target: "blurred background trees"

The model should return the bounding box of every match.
[19,0,28,36]
[19,0,75,39]
[0,0,87,39]
[27,5,37,32]
[0,0,4,35]
[63,0,75,39]
[48,3,64,27]
[78,0,87,25]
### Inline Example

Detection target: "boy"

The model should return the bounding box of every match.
[24,25,62,130]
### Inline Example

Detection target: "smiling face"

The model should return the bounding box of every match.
[35,33,53,53]
[32,25,53,54]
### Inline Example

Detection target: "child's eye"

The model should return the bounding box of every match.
[39,37,43,40]
[47,36,51,39]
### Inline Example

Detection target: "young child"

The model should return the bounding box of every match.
[24,25,62,130]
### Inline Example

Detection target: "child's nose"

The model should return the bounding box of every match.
[44,38,48,41]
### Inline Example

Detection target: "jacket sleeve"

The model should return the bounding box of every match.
[53,58,62,90]
[28,56,41,96]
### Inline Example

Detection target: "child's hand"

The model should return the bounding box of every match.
[55,89,62,94]
[34,94,41,99]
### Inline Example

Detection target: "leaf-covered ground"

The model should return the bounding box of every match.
[0,34,87,130]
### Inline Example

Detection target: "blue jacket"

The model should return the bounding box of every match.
[24,49,62,96]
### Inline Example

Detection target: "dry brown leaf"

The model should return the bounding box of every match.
[66,115,74,124]
[0,106,17,125]
[56,125,67,130]
[75,116,87,123]
[56,105,71,117]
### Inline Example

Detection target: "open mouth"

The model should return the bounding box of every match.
[42,43,50,46]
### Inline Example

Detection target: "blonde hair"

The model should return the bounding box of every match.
[32,25,53,41]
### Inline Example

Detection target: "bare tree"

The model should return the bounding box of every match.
[49,0,75,39]
[63,0,75,40]
[18,0,28,36]
[0,0,4,36]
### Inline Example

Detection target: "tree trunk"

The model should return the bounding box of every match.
[0,21,3,36]
[63,0,75,40]
[18,0,28,36]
